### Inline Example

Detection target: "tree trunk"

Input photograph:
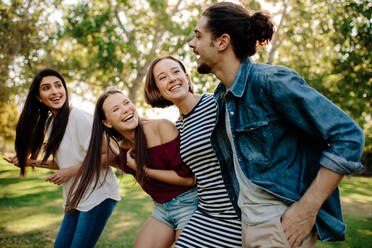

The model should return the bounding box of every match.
[267,2,288,65]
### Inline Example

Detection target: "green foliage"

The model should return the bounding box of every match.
[49,0,216,103]
[0,102,18,144]
[256,0,371,149]
[327,1,371,147]
[0,0,60,103]
[240,0,262,10]
[0,0,370,151]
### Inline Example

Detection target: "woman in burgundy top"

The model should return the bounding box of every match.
[120,134,194,204]
[66,90,197,248]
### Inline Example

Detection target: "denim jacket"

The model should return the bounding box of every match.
[211,59,364,242]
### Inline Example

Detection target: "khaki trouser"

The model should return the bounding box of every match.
[242,217,317,248]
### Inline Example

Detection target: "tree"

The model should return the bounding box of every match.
[2,0,370,152]
[328,1,371,148]
[249,0,371,148]
[0,0,60,104]
[0,102,18,146]
[48,0,217,104]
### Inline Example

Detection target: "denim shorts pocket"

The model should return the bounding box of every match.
[177,188,198,205]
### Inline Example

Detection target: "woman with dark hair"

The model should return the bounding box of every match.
[65,90,197,248]
[4,68,121,248]
[144,56,242,247]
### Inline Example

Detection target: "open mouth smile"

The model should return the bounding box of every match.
[50,96,62,103]
[122,114,134,122]
[169,84,182,92]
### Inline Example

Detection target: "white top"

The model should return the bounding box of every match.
[225,108,288,224]
[47,108,121,211]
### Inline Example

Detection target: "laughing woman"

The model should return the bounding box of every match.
[65,90,198,248]
[4,68,120,248]
[144,56,242,247]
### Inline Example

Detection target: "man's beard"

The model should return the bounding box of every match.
[197,63,212,74]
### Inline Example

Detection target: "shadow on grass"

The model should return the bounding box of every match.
[339,177,372,199]
[94,176,154,247]
[0,174,153,248]
[0,178,61,208]
[0,177,55,188]
[0,226,52,248]
[0,169,18,176]
[316,215,372,248]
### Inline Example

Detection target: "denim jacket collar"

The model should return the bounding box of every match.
[229,59,252,97]
[214,59,253,100]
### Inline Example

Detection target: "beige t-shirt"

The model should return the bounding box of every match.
[48,108,121,211]
[225,108,288,224]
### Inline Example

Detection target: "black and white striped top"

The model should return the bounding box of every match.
[176,94,238,218]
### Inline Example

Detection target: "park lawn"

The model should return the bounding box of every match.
[0,157,371,247]
[316,176,372,248]
[0,158,152,248]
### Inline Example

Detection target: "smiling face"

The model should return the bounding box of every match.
[153,58,191,103]
[102,93,139,135]
[38,75,67,116]
[189,16,218,74]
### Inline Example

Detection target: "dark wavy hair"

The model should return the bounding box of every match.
[65,90,150,214]
[15,68,70,176]
[203,2,275,60]
[144,55,194,108]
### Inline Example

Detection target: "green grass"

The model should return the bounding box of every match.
[1,157,371,247]
[0,157,152,248]
[316,176,372,248]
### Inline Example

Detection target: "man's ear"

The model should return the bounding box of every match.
[216,33,231,52]
[102,119,112,128]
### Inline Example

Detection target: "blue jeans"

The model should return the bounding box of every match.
[54,198,117,248]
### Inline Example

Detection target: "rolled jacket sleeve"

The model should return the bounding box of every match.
[264,67,364,175]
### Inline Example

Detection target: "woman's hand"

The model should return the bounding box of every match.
[46,168,72,185]
[126,148,137,171]
[3,155,20,167]
[46,164,81,185]
[45,168,71,185]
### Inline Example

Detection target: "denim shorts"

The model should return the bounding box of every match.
[152,187,198,230]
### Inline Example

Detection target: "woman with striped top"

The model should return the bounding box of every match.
[145,56,242,247]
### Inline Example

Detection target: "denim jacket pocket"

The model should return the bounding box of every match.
[235,120,273,171]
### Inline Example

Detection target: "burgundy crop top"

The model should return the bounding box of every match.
[119,135,195,203]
